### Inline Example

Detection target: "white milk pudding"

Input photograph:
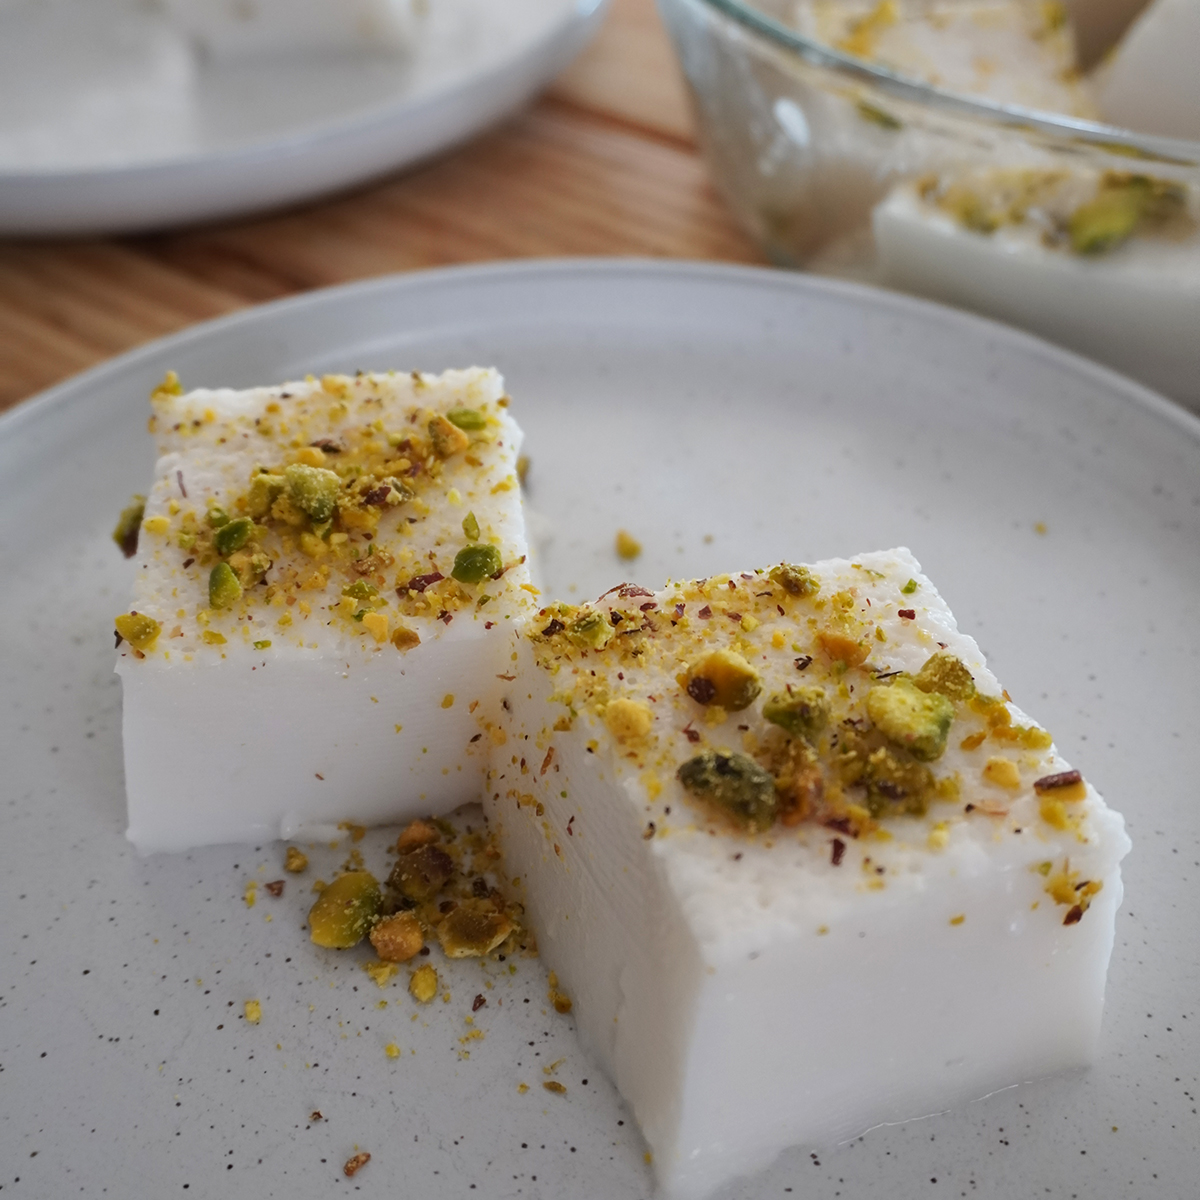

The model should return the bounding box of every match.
[115,368,533,853]
[874,165,1200,400]
[1097,0,1200,140]
[486,548,1130,1199]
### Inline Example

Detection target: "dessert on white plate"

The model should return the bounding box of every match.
[165,0,428,59]
[114,368,533,853]
[112,372,1130,1197]
[873,164,1200,401]
[1095,0,1200,140]
[486,548,1129,1199]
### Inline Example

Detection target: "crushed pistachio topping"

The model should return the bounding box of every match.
[151,370,183,400]
[678,751,777,833]
[684,648,762,711]
[300,816,527,1004]
[208,562,243,610]
[114,612,161,652]
[112,496,146,559]
[523,563,1078,844]
[913,650,976,701]
[410,965,439,1003]
[769,563,819,597]
[1043,860,1103,925]
[447,408,487,431]
[866,678,955,762]
[119,373,529,655]
[308,871,382,948]
[763,685,829,739]
[615,529,642,561]
[452,543,503,584]
[920,167,1196,256]
[284,846,309,873]
[1069,174,1190,256]
[369,911,424,962]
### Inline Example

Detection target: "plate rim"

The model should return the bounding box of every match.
[4,257,1199,450]
[0,0,606,183]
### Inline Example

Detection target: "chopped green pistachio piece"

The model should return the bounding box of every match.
[462,511,480,541]
[438,906,514,958]
[308,871,382,949]
[208,562,243,610]
[685,648,762,711]
[866,678,954,761]
[857,100,901,130]
[566,611,613,651]
[835,727,937,817]
[447,407,487,431]
[762,685,830,740]
[677,750,777,833]
[206,505,231,529]
[229,550,271,588]
[246,473,286,518]
[177,532,197,551]
[213,516,254,556]
[901,578,918,595]
[252,640,271,650]
[451,544,503,584]
[1069,186,1143,255]
[114,612,161,651]
[913,651,976,702]
[285,463,341,523]
[388,844,455,902]
[342,579,379,602]
[615,530,642,561]
[429,414,470,458]
[151,370,183,399]
[769,563,819,597]
[112,496,146,558]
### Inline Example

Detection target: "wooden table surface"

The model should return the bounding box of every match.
[0,0,764,415]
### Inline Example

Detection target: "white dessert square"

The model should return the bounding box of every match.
[1096,0,1200,140]
[792,0,1096,117]
[116,368,533,853]
[486,548,1129,1199]
[873,166,1200,402]
[166,0,425,59]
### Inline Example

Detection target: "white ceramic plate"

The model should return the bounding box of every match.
[0,0,606,235]
[1,260,1197,1198]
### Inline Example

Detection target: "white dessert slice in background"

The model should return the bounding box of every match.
[487,548,1129,1200]
[792,0,1097,116]
[1095,0,1200,140]
[1061,0,1148,69]
[873,165,1200,403]
[0,0,199,172]
[165,0,426,60]
[116,368,533,853]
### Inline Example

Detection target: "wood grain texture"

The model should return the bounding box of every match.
[0,0,761,413]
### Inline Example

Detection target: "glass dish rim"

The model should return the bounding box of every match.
[683,0,1200,166]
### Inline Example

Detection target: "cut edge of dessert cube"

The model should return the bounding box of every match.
[116,367,536,853]
[485,546,1130,1199]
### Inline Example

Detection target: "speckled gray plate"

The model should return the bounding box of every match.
[2,260,1198,1199]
